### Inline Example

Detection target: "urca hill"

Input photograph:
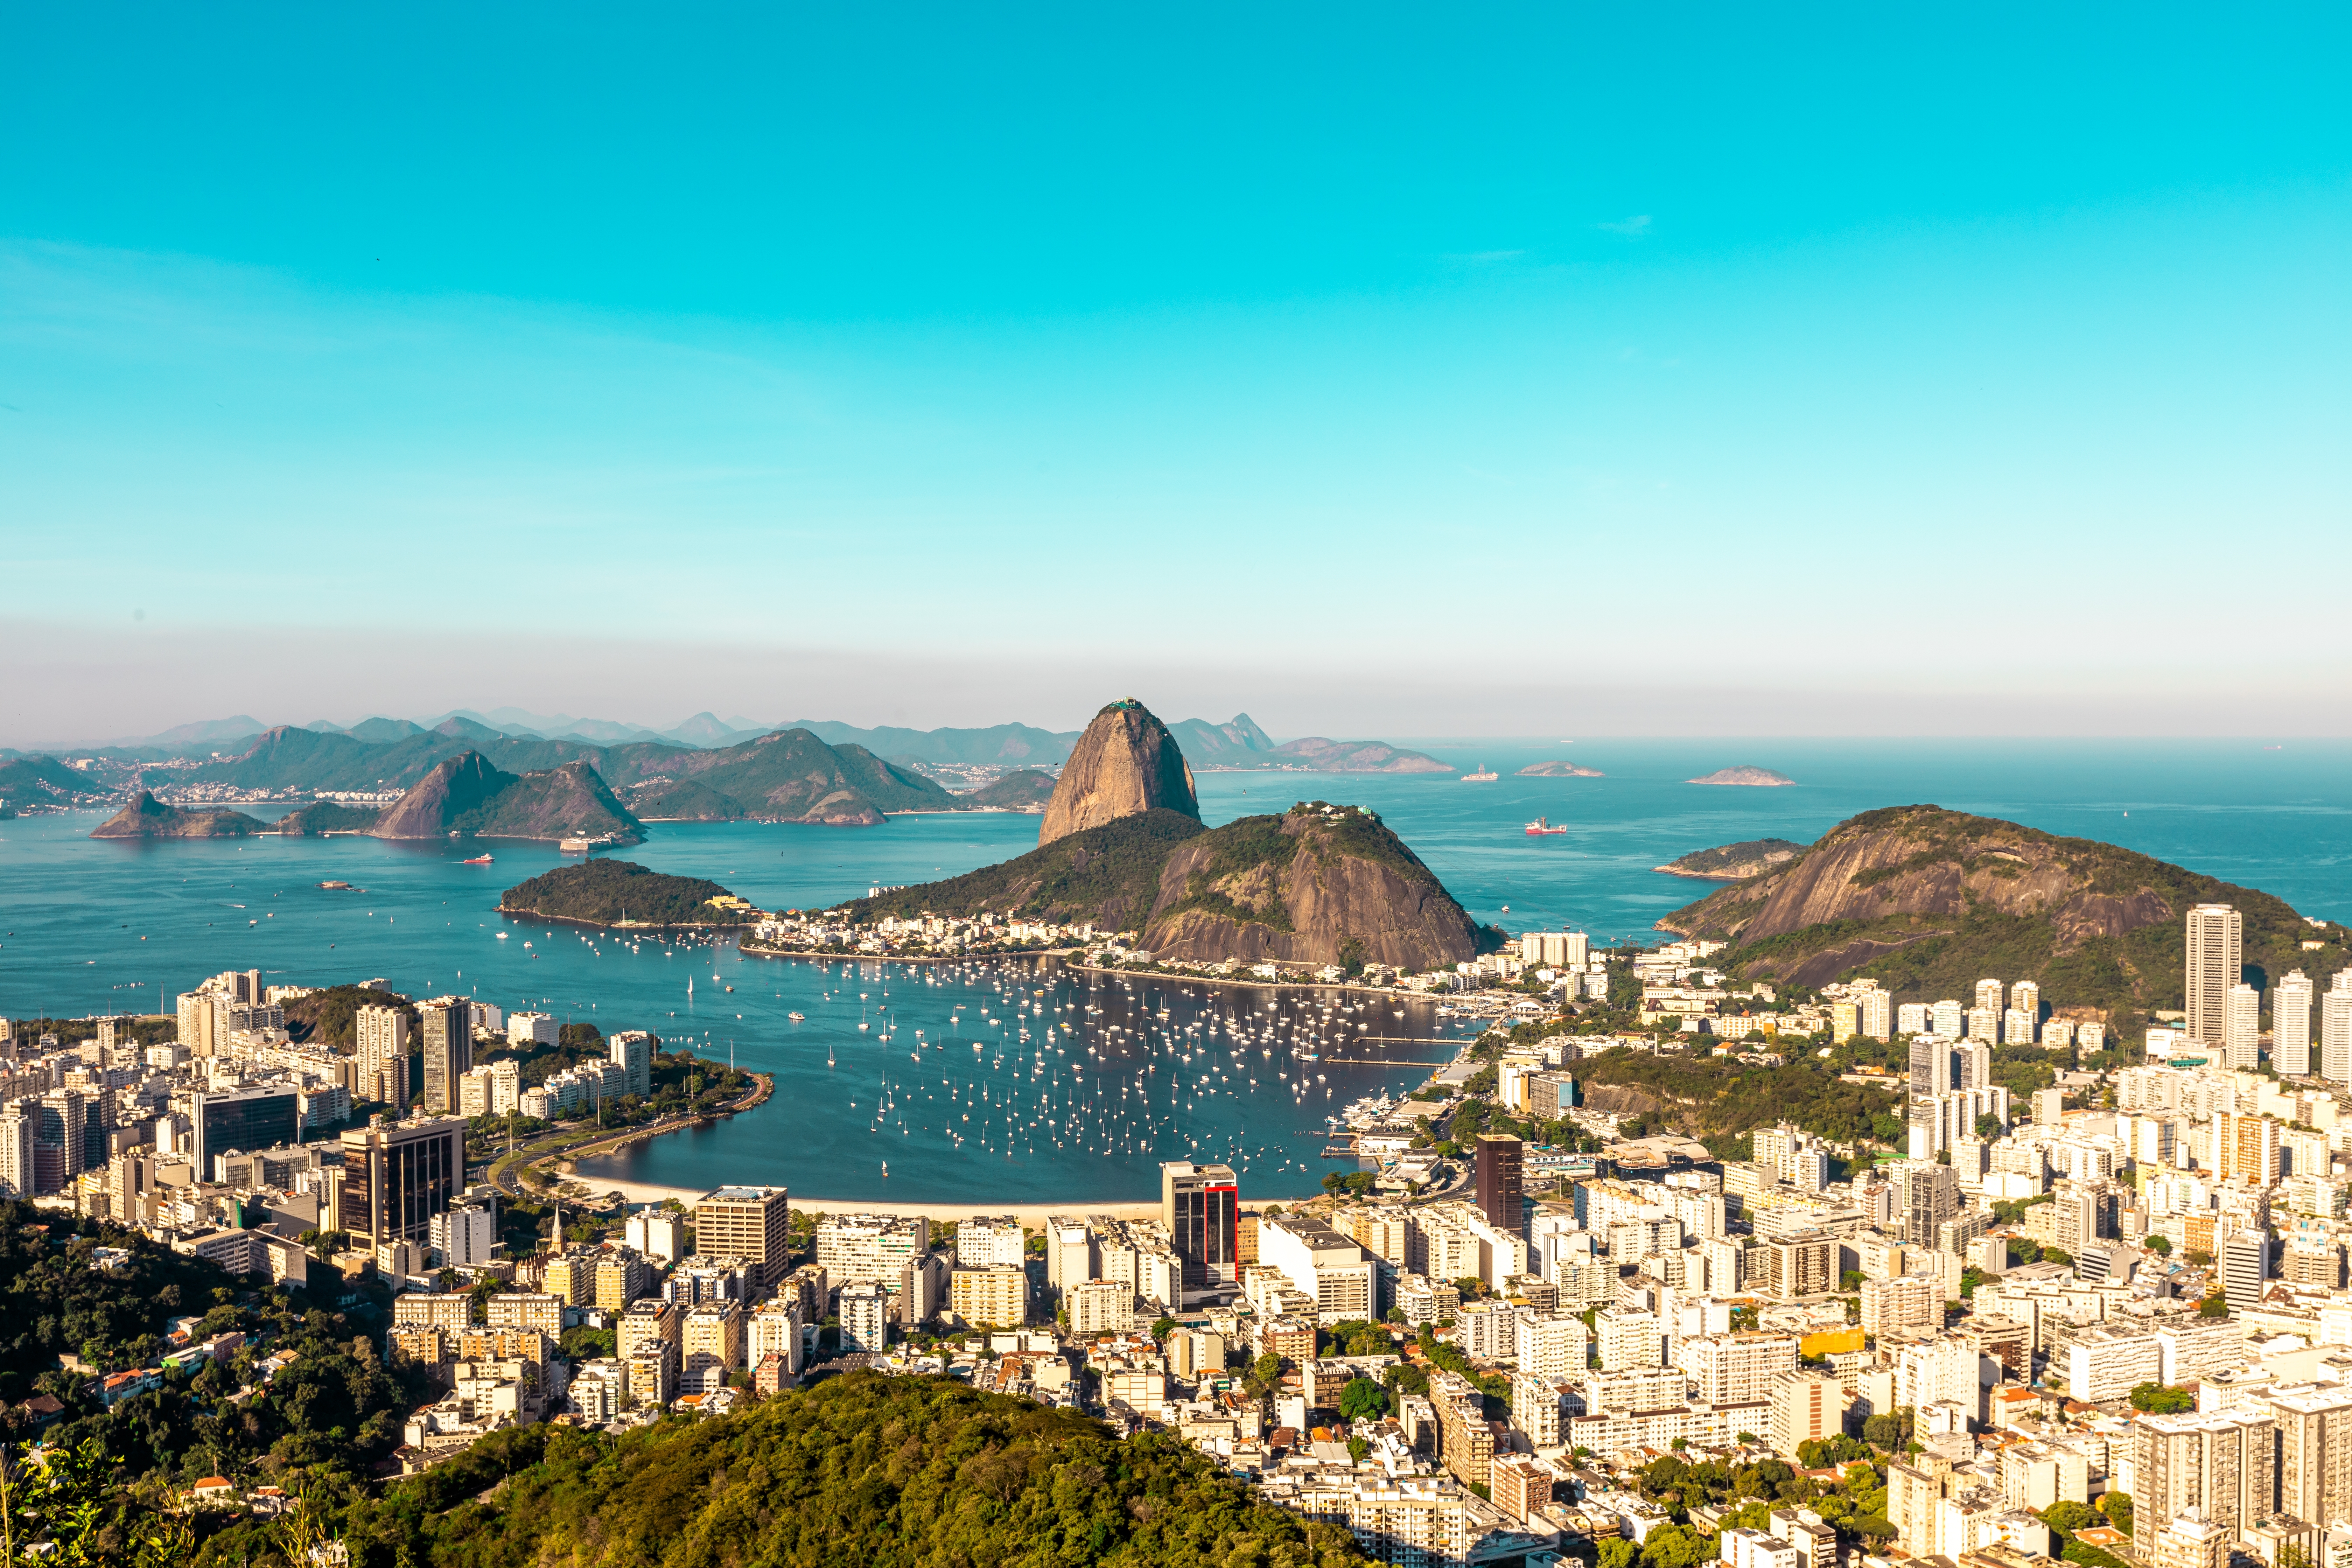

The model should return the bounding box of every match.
[1657,802,2344,1029]
[852,698,1495,971]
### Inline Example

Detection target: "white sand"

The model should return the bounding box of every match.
[559,1175,1320,1224]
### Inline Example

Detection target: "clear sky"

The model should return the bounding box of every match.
[3,5,2347,744]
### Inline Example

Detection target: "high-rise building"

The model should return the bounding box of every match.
[1897,1002,1930,1035]
[1768,1368,1844,1460]
[418,997,471,1115]
[1475,1135,1523,1235]
[1859,990,1892,1041]
[1160,1161,1238,1298]
[2185,904,2245,1045]
[2325,978,2352,1086]
[1044,1214,1093,1297]
[954,1215,1026,1269]
[2010,980,2040,1026]
[1975,979,2004,1016]
[334,1115,465,1250]
[0,1104,34,1198]
[2133,1409,2274,1545]
[1954,1041,1991,1092]
[356,1004,411,1109]
[839,1281,889,1352]
[2220,1230,2269,1312]
[2272,1384,2352,1529]
[1931,999,1964,1038]
[1890,1162,1961,1247]
[2215,1113,2281,1187]
[190,1085,300,1179]
[608,1031,654,1099]
[2276,971,2316,1077]
[693,1186,792,1286]
[2223,983,2261,1071]
[175,991,220,1057]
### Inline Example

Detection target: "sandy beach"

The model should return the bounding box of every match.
[568,1176,1321,1224]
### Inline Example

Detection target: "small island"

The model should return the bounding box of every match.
[1687,765,1796,787]
[1655,837,1807,880]
[90,791,267,839]
[500,859,761,927]
[953,770,1057,811]
[1516,760,1605,778]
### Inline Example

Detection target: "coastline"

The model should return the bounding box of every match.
[568,1178,1323,1223]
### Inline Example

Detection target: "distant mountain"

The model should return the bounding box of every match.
[90,791,266,839]
[0,755,104,806]
[127,715,269,748]
[780,720,1080,766]
[625,730,890,825]
[956,770,1057,811]
[1518,760,1605,778]
[374,754,644,844]
[1655,838,1806,880]
[661,712,762,747]
[1165,713,1276,763]
[346,717,428,743]
[1259,737,1451,773]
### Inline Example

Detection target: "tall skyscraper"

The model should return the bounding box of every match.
[418,997,471,1115]
[1955,1041,1991,1092]
[609,1031,654,1099]
[2185,904,2244,1045]
[2220,1230,2269,1311]
[0,1104,33,1198]
[2323,977,2352,1086]
[1161,1160,1239,1298]
[356,1004,411,1109]
[1476,1134,1524,1235]
[334,1114,465,1251]
[2276,970,2315,1077]
[2223,983,2261,1071]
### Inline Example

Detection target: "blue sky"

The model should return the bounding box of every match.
[3,5,2347,743]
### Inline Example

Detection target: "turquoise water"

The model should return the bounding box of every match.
[4,736,2349,1203]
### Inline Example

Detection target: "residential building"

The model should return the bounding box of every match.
[955,1215,1025,1269]
[1756,1232,1837,1299]
[1515,1313,1590,1381]
[816,1211,931,1291]
[608,1031,654,1098]
[1596,1307,1662,1370]
[1067,1278,1132,1337]
[950,1266,1029,1329]
[695,1186,792,1286]
[680,1302,744,1392]
[2276,971,2316,1077]
[418,997,471,1115]
[2185,904,2244,1046]
[2223,983,2261,1071]
[1684,1333,1800,1405]
[355,1004,411,1108]
[2221,1231,2269,1311]
[428,1205,496,1269]
[838,1281,889,1353]
[2149,1510,2227,1568]
[2271,1382,2352,1530]
[1768,1369,1843,1459]
[625,1208,686,1264]
[1259,1217,1373,1324]
[2133,1408,2275,1545]
[1862,1275,1941,1339]
[747,1300,804,1379]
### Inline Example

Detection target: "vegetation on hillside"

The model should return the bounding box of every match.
[282,984,416,1051]
[1659,838,1806,877]
[273,801,386,834]
[196,1370,1367,1568]
[500,859,756,926]
[845,808,1210,930]
[959,769,1059,810]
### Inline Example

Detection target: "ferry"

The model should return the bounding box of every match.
[788,1011,805,1021]
[1461,764,1499,782]
[462,854,493,864]
[1525,816,1567,835]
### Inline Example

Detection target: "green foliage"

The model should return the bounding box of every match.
[272,1370,1367,1568]
[2127,1382,2193,1414]
[2199,1294,2232,1320]
[1600,1539,1640,1568]
[2042,1247,2074,1268]
[0,1205,240,1396]
[847,808,1209,930]
[2043,1501,2101,1534]
[1862,1409,1912,1449]
[0,1435,194,1566]
[560,1325,617,1360]
[2145,1234,2172,1256]
[500,858,754,926]
[2097,1492,2133,1532]
[1339,1378,1391,1422]
[1796,1434,1874,1467]
[283,983,417,1051]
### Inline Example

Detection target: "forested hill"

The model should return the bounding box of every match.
[1659,804,2351,1032]
[196,1371,1367,1568]
[500,859,758,926]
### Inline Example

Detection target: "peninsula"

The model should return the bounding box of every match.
[499,859,758,927]
[1653,837,1807,880]
[89,790,266,838]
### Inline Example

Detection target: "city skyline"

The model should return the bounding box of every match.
[6,7,2351,741]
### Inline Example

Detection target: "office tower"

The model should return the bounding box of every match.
[189,1085,300,1180]
[2325,978,2352,1086]
[1975,979,2004,1016]
[418,997,471,1115]
[693,1186,792,1286]
[1160,1161,1239,1296]
[1476,1135,1524,1235]
[2220,1231,2268,1312]
[2010,980,2040,1026]
[2185,904,2244,1045]
[334,1115,465,1250]
[2223,983,2261,1071]
[1931,999,1964,1037]
[609,1031,654,1098]
[2276,971,2315,1077]
[356,1004,411,1109]
[1860,989,1892,1041]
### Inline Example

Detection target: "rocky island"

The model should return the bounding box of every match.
[1517,760,1605,778]
[1654,837,1807,880]
[500,859,757,927]
[262,751,644,844]
[1686,765,1796,786]
[89,791,267,838]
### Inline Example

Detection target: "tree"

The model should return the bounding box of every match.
[1340,1378,1390,1422]
[2199,1294,2232,1320]
[1641,1522,1701,1568]
[1975,1113,2004,1139]
[2098,1492,2134,1533]
[1599,1539,1640,1568]
[2041,1247,2073,1268]
[1347,1435,1370,1463]
[2145,1234,2172,1257]
[2042,1500,2101,1535]
[1152,1316,1178,1340]
[1251,1352,1284,1386]
[2128,1382,2193,1414]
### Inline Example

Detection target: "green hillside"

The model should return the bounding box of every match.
[832,743,965,811]
[200,1371,1365,1568]
[845,808,1209,929]
[501,859,758,926]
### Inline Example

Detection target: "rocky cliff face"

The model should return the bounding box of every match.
[1138,804,1486,970]
[89,791,265,838]
[373,752,644,842]
[1038,701,1199,846]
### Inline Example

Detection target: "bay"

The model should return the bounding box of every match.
[2,736,2348,1205]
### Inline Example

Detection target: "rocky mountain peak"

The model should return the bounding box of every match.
[1038,699,1199,846]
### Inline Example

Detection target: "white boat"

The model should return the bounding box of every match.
[1461,764,1499,782]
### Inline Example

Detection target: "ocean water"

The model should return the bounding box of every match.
[3,736,2348,1204]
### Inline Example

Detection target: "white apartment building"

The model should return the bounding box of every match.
[816,1212,931,1287]
[1682,1333,1800,1405]
[1260,1217,1374,1324]
[1515,1313,1590,1380]
[1595,1307,1663,1371]
[955,1215,1026,1269]
[508,1011,559,1046]
[838,1282,889,1353]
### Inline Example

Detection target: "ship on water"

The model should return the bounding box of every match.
[1461,763,1499,782]
[1524,816,1567,835]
